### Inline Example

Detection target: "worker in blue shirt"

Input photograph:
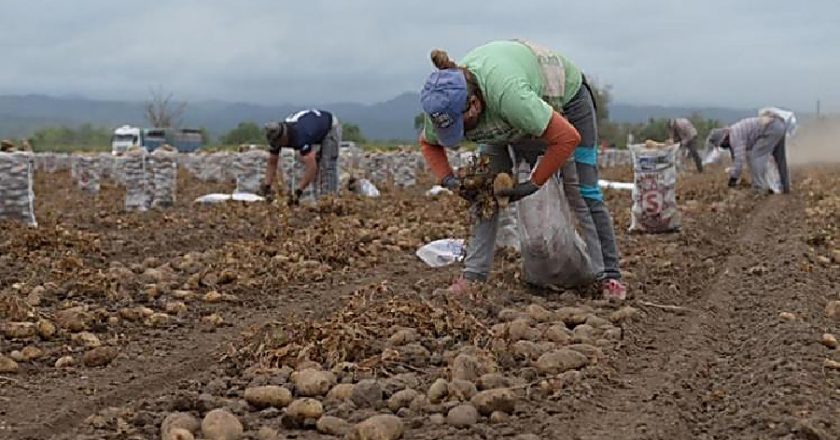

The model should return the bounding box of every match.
[259,109,342,205]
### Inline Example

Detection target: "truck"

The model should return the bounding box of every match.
[111,126,205,154]
[111,125,142,155]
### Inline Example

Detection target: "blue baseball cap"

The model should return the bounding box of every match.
[420,69,468,148]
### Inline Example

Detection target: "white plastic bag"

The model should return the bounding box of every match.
[425,185,453,197]
[416,239,465,268]
[629,144,681,233]
[703,146,725,165]
[195,192,265,204]
[356,179,380,197]
[516,161,593,288]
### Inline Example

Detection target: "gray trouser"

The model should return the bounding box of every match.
[680,137,704,172]
[749,118,790,193]
[463,85,621,282]
[314,118,342,198]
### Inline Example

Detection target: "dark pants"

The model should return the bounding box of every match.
[681,137,704,173]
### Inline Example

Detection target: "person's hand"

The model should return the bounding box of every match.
[286,188,303,207]
[727,177,738,188]
[496,180,540,202]
[441,174,460,190]
[257,183,274,202]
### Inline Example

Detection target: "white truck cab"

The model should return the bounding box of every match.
[111,125,142,155]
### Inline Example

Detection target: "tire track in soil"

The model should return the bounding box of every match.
[557,191,840,439]
[4,260,445,440]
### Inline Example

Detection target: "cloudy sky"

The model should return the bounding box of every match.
[1,0,838,112]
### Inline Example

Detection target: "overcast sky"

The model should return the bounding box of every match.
[1,0,838,112]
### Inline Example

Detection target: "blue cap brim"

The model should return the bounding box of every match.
[435,115,464,149]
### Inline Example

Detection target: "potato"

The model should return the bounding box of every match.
[493,173,514,208]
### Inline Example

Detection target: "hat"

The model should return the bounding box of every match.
[420,69,468,148]
[264,122,288,148]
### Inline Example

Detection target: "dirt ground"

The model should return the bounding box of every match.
[1,162,839,440]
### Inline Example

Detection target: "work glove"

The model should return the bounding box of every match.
[496,180,540,203]
[441,174,460,191]
[257,183,274,202]
[727,177,738,188]
[286,188,303,207]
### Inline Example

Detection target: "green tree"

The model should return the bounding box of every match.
[342,122,366,143]
[588,81,612,126]
[198,127,214,145]
[221,122,263,145]
[30,124,111,151]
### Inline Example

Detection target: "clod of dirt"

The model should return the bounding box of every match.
[243,386,293,409]
[451,352,496,382]
[489,411,510,424]
[203,291,223,303]
[55,306,93,332]
[20,345,43,361]
[326,383,355,402]
[55,355,75,368]
[604,328,622,341]
[821,333,839,349]
[515,434,541,440]
[387,388,420,412]
[477,373,509,391]
[201,409,243,440]
[388,328,419,346]
[161,412,201,439]
[512,340,542,361]
[535,349,589,375]
[256,426,279,440]
[526,304,554,323]
[347,414,404,440]
[448,379,478,402]
[494,173,514,208]
[507,319,539,342]
[779,312,797,321]
[283,398,323,428]
[72,331,102,348]
[2,322,37,339]
[428,378,449,404]
[165,301,188,315]
[145,312,171,328]
[826,301,840,321]
[316,415,350,436]
[0,355,19,373]
[470,388,516,416]
[37,319,56,339]
[291,368,336,397]
[541,370,582,394]
[82,346,118,367]
[609,307,639,324]
[350,379,384,409]
[447,403,478,428]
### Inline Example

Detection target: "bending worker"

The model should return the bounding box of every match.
[419,40,626,300]
[259,109,342,205]
[667,118,703,172]
[706,114,790,194]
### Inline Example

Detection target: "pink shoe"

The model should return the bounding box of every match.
[602,279,627,301]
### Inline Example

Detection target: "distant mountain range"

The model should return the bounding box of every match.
[0,93,783,141]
